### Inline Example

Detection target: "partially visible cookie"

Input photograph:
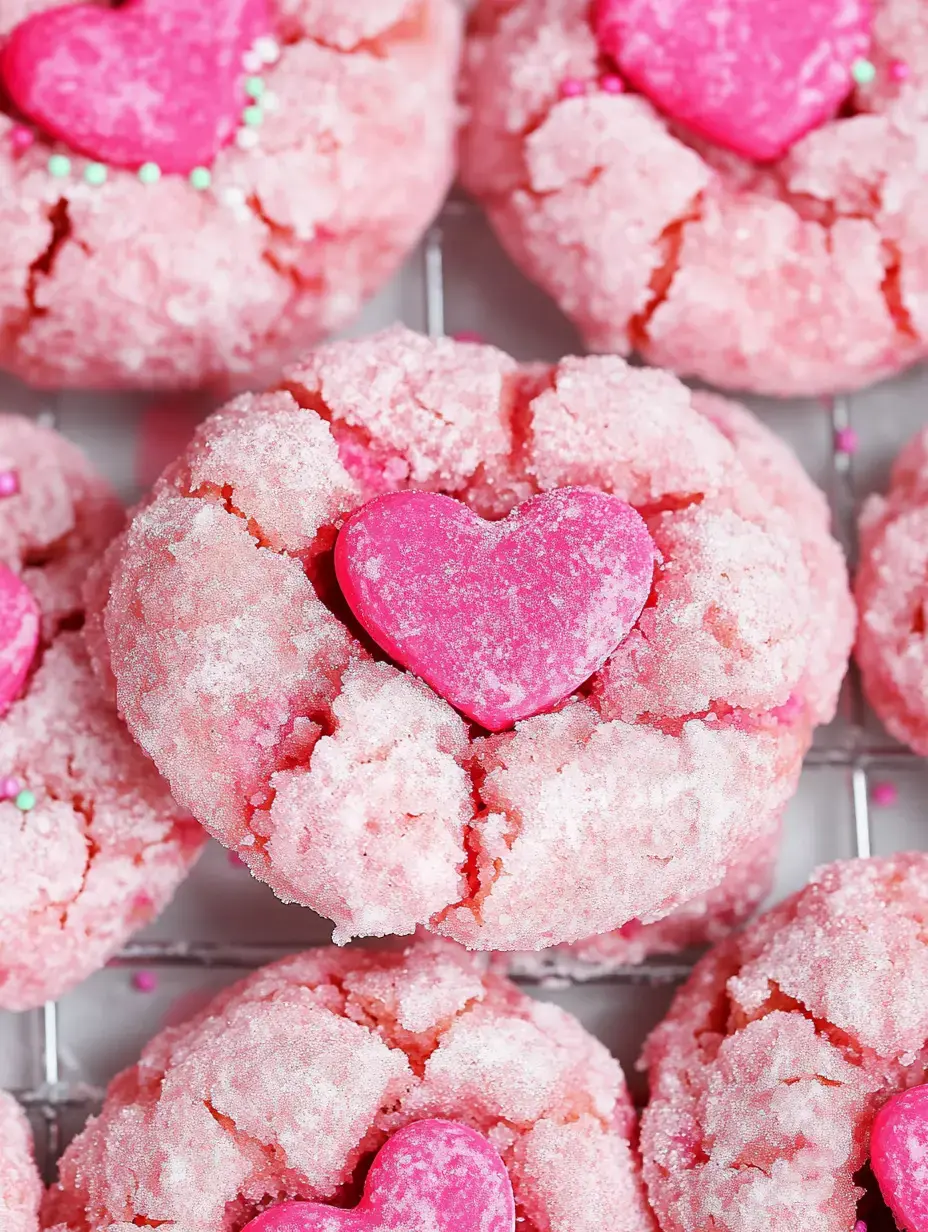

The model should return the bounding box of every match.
[0,1092,40,1232]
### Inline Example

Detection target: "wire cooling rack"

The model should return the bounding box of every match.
[4,198,927,1175]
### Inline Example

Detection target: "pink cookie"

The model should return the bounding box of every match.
[856,425,928,753]
[0,414,204,1011]
[0,0,460,390]
[461,0,928,397]
[41,939,653,1232]
[89,328,853,953]
[0,1092,41,1232]
[639,853,928,1232]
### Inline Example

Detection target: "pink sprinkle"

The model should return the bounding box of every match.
[0,471,20,498]
[854,1222,867,1232]
[600,74,625,94]
[558,77,586,99]
[228,850,246,868]
[0,776,20,800]
[835,427,859,455]
[871,780,898,807]
[132,970,158,993]
[890,59,910,82]
[452,330,485,344]
[9,125,34,156]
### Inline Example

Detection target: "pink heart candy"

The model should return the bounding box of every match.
[335,487,655,732]
[595,0,872,162]
[242,1120,515,1232]
[871,1084,928,1232]
[1,0,268,174]
[0,566,39,717]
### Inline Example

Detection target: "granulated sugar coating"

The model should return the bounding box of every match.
[0,416,204,1010]
[857,425,928,753]
[461,0,928,397]
[0,0,460,390]
[0,1091,40,1232]
[40,939,653,1232]
[640,853,928,1232]
[90,328,854,953]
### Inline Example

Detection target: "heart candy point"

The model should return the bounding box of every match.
[242,1120,515,1232]
[335,487,656,732]
[871,1084,928,1232]
[0,565,39,718]
[1,0,269,174]
[595,0,873,162]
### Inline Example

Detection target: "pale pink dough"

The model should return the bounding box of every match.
[460,0,928,397]
[41,939,654,1232]
[857,425,928,753]
[89,328,853,952]
[0,415,204,1011]
[0,1091,41,1232]
[639,853,928,1232]
[0,0,460,391]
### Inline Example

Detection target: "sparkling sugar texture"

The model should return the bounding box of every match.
[870,1084,928,1232]
[640,853,928,1232]
[335,488,655,730]
[0,1091,40,1232]
[40,940,653,1232]
[89,328,853,952]
[0,414,203,1010]
[461,0,928,397]
[0,0,460,390]
[857,424,928,753]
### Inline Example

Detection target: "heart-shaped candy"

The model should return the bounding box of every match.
[0,566,39,717]
[595,0,873,162]
[335,487,655,732]
[871,1084,928,1232]
[1,0,268,174]
[242,1120,515,1232]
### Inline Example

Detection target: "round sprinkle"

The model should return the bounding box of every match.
[47,154,71,178]
[261,90,280,113]
[242,48,263,73]
[600,74,625,94]
[189,166,212,190]
[835,426,859,455]
[83,162,107,186]
[558,77,586,99]
[236,127,260,151]
[138,161,161,185]
[242,105,264,127]
[0,776,20,800]
[14,789,36,812]
[10,126,34,155]
[0,470,19,498]
[890,59,911,83]
[871,780,899,807]
[132,970,158,993]
[852,58,877,86]
[254,35,281,65]
[245,75,266,99]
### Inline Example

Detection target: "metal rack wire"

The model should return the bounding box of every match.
[11,207,917,1174]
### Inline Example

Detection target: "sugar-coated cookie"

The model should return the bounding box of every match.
[857,425,928,753]
[0,1092,40,1232]
[0,416,203,1010]
[461,0,928,397]
[0,0,460,390]
[88,328,853,953]
[41,939,653,1232]
[640,853,928,1232]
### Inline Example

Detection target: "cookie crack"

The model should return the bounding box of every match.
[628,193,704,351]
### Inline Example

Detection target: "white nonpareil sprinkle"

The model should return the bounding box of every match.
[255,35,281,64]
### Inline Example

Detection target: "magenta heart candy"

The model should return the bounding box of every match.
[595,0,873,162]
[871,1084,928,1232]
[0,565,39,717]
[1,0,268,174]
[335,486,655,732]
[242,1120,515,1232]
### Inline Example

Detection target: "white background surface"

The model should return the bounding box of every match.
[0,197,925,1169]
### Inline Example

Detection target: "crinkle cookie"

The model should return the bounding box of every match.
[0,0,459,390]
[856,425,928,753]
[461,0,928,397]
[41,939,653,1232]
[639,853,928,1232]
[0,1092,40,1232]
[0,415,203,1011]
[88,327,853,953]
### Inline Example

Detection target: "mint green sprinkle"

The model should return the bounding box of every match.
[242,104,264,127]
[138,161,161,185]
[84,162,107,186]
[14,789,35,812]
[245,75,266,99]
[852,57,876,85]
[189,166,212,190]
[47,154,71,178]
